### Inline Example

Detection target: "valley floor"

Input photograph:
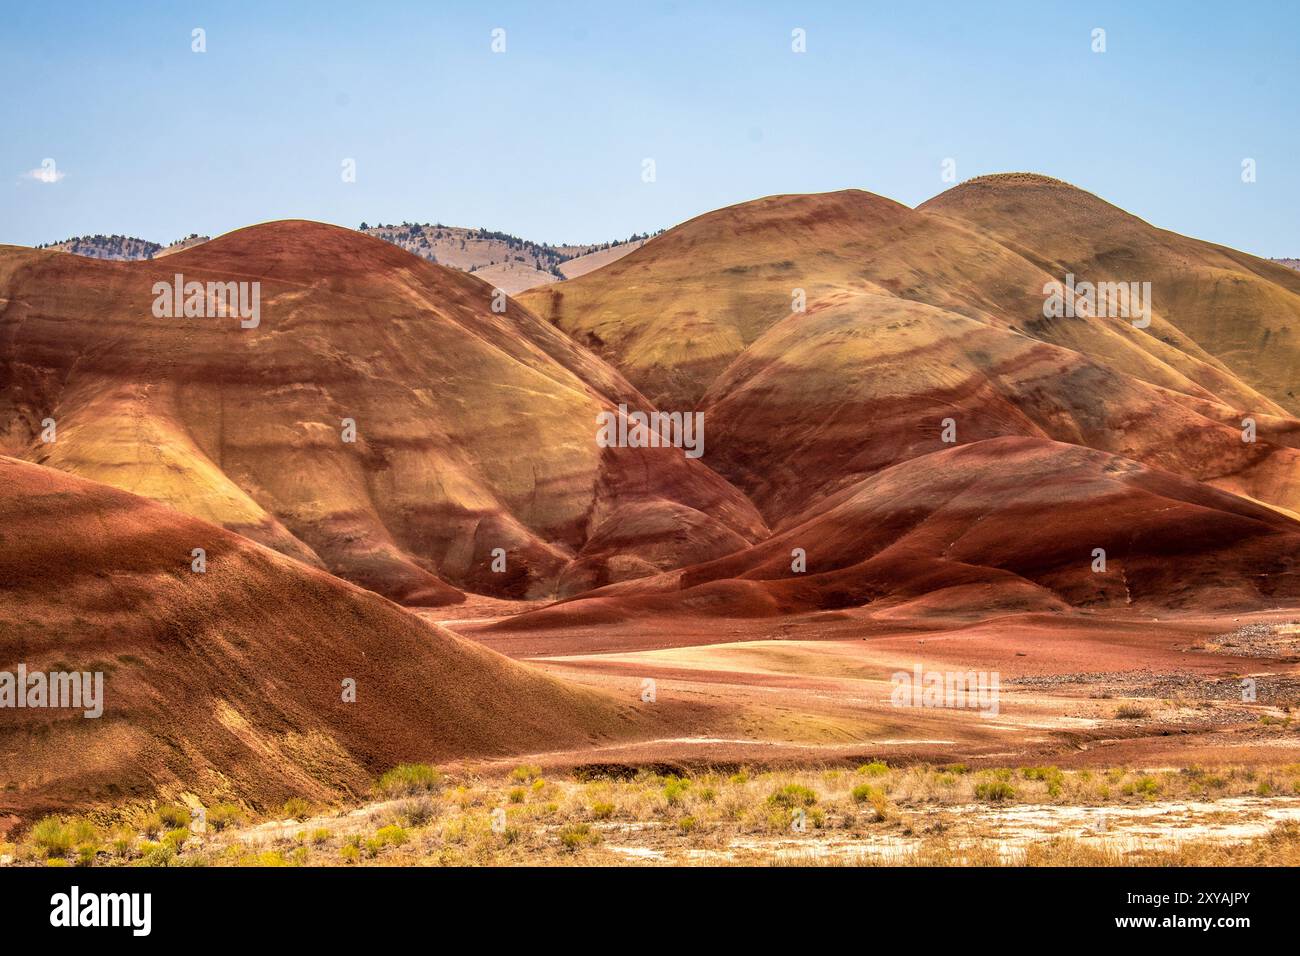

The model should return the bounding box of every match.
[7,602,1299,867]
[8,762,1300,867]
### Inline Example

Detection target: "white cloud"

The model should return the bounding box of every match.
[22,161,65,184]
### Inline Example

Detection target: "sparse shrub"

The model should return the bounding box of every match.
[852,784,890,820]
[767,784,818,808]
[281,798,311,820]
[339,843,360,864]
[1023,766,1064,797]
[663,776,691,806]
[558,823,599,852]
[591,802,615,820]
[396,796,435,827]
[678,816,698,834]
[1115,703,1150,720]
[208,803,245,831]
[851,783,877,804]
[974,781,1016,802]
[857,761,889,777]
[374,825,409,847]
[140,841,174,867]
[310,828,332,845]
[377,764,443,798]
[30,817,74,858]
[110,831,136,858]
[507,787,526,804]
[509,765,542,784]
[1121,775,1161,798]
[30,817,97,859]
[157,805,190,828]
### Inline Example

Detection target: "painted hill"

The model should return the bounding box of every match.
[920,173,1300,415]
[0,222,765,606]
[505,179,1300,623]
[503,437,1300,628]
[0,457,653,821]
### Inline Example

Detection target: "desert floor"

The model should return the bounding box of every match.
[430,602,1300,776]
[8,602,1300,866]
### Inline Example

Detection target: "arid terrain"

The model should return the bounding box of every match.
[2,174,1299,866]
[33,224,649,294]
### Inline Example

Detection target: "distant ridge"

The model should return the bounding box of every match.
[32,223,659,293]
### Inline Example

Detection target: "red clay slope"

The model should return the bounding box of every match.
[0,457,658,822]
[501,438,1300,628]
[0,222,766,605]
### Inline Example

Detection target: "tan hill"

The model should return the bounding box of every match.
[0,222,765,606]
[920,173,1300,414]
[0,456,654,820]
[504,179,1300,625]
[520,188,1282,417]
[152,233,211,258]
[519,185,1300,531]
[36,234,163,260]
[361,223,650,294]
[36,233,211,260]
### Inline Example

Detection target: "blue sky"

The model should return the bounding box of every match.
[2,0,1296,255]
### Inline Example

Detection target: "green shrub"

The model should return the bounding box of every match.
[663,777,691,805]
[509,765,542,784]
[281,798,311,820]
[30,817,97,859]
[974,781,1016,802]
[30,817,74,858]
[558,823,598,852]
[851,783,878,804]
[377,763,443,798]
[1121,776,1160,797]
[208,803,245,831]
[856,761,889,777]
[374,825,408,847]
[767,784,818,808]
[157,805,190,828]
